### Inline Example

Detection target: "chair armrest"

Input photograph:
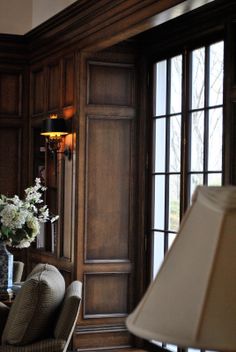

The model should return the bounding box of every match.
[0,303,10,339]
[0,338,66,352]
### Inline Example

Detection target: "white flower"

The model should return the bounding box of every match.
[15,239,31,248]
[51,215,59,223]
[0,204,15,227]
[0,205,29,230]
[12,195,23,207]
[26,215,40,237]
[39,211,49,222]
[25,189,43,204]
[24,178,46,204]
[0,178,58,248]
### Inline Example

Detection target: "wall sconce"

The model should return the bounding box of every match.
[41,114,71,160]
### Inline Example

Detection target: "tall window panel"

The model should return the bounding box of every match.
[152,55,182,281]
[150,40,224,352]
[188,42,224,199]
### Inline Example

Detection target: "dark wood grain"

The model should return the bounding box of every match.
[0,128,21,196]
[0,1,232,351]
[85,116,132,261]
[0,72,22,116]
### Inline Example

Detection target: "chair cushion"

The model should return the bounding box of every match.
[2,264,65,346]
[26,263,57,279]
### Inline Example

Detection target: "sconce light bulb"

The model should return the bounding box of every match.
[50,114,58,119]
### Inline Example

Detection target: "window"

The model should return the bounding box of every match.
[152,55,182,279]
[149,40,224,351]
[189,42,224,194]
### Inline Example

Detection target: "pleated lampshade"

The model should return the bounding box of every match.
[126,186,236,352]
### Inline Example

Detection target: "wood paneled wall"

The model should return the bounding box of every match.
[25,47,139,350]
[74,51,137,349]
[1,8,146,346]
[28,52,76,282]
[0,1,230,351]
[0,69,25,196]
[0,36,28,263]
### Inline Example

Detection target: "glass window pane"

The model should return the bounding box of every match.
[168,233,177,251]
[168,175,180,232]
[154,118,166,172]
[190,111,204,171]
[166,344,178,352]
[169,115,181,172]
[170,55,182,114]
[209,41,224,106]
[155,61,167,116]
[153,231,164,278]
[208,108,223,171]
[188,349,217,352]
[190,173,203,198]
[151,340,162,347]
[188,349,201,352]
[153,175,165,230]
[208,173,222,186]
[191,47,205,109]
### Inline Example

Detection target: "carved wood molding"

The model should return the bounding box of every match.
[0,35,27,63]
[74,323,132,350]
[25,0,204,59]
[0,0,232,63]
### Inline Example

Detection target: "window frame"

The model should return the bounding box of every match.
[145,34,225,352]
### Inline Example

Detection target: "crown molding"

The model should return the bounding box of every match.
[25,0,211,60]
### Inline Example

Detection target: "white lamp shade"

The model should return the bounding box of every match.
[126,186,236,351]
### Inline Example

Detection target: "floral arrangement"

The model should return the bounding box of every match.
[0,178,59,248]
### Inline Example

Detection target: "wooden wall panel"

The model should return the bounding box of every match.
[32,68,45,116]
[76,52,137,350]
[88,62,135,106]
[28,57,76,288]
[62,56,74,107]
[0,128,21,196]
[47,62,60,111]
[3,2,227,351]
[0,72,22,116]
[74,327,132,350]
[84,273,129,317]
[85,116,132,261]
[58,152,73,260]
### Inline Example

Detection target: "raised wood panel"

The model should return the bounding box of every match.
[62,159,73,259]
[84,272,129,318]
[88,62,135,106]
[57,152,73,260]
[0,72,22,116]
[0,128,21,196]
[32,68,45,115]
[75,51,136,350]
[85,116,132,262]
[48,62,60,111]
[74,325,132,350]
[62,56,74,107]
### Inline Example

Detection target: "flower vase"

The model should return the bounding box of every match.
[0,241,13,297]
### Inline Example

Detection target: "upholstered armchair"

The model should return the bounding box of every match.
[0,264,82,352]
